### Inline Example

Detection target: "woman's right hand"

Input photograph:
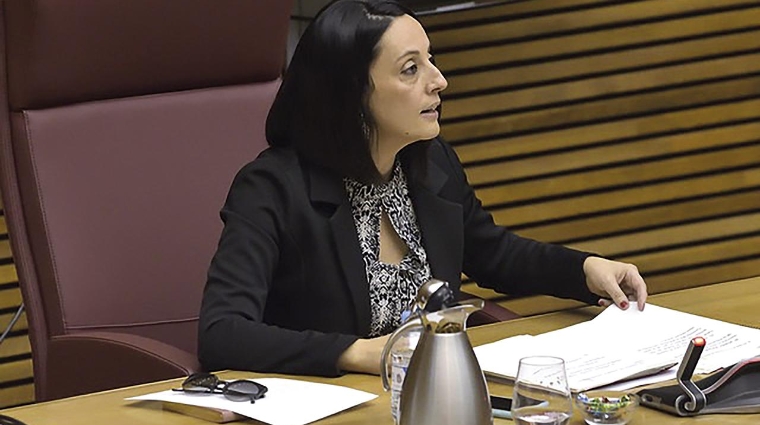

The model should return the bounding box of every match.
[337,334,390,375]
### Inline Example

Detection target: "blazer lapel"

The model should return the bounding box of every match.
[408,161,464,290]
[307,165,371,335]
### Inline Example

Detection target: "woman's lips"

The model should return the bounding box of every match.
[421,110,439,120]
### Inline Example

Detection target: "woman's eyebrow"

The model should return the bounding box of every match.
[395,41,431,62]
[395,49,420,62]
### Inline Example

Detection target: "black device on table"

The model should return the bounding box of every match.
[490,395,513,418]
[638,337,760,416]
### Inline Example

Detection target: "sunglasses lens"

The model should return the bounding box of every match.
[224,381,268,402]
[182,373,219,391]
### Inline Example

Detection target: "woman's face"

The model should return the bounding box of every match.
[367,14,448,153]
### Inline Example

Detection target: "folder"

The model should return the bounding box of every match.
[162,401,245,423]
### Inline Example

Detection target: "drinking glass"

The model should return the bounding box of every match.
[511,356,573,425]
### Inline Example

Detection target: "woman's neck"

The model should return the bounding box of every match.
[374,155,395,181]
[373,136,405,182]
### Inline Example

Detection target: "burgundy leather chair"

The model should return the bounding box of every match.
[0,0,292,401]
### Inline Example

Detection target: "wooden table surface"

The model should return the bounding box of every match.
[2,276,759,425]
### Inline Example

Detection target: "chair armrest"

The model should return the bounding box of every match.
[459,290,521,327]
[45,331,200,400]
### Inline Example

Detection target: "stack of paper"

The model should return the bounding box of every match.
[474,304,760,392]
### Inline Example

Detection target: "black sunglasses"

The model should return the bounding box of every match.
[172,373,268,403]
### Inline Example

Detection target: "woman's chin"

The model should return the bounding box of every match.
[420,123,440,139]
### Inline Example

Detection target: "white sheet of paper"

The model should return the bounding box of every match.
[597,367,678,392]
[126,378,378,425]
[591,304,760,374]
[474,326,674,392]
[474,303,760,392]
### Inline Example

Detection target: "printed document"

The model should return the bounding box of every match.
[474,303,760,392]
[590,304,760,373]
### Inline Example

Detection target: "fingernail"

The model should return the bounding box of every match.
[621,301,629,309]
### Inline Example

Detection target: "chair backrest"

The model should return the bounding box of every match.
[0,0,292,400]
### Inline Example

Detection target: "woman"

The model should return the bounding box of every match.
[198,0,647,377]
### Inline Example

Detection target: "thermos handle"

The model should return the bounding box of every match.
[380,318,424,391]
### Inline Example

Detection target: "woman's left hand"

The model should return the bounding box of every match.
[583,256,648,310]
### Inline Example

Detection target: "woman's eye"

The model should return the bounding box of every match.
[402,63,418,76]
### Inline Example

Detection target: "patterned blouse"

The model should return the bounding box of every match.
[344,163,432,337]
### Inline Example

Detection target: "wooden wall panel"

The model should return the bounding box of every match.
[445,29,760,95]
[421,0,760,316]
[453,98,760,162]
[431,1,758,48]
[442,75,760,141]
[0,213,34,408]
[515,190,760,244]
[434,7,760,70]
[471,142,760,191]
[445,54,760,119]
[421,0,615,27]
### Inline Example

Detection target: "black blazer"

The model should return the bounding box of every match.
[198,138,597,376]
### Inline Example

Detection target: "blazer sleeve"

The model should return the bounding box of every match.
[436,140,599,304]
[197,154,357,376]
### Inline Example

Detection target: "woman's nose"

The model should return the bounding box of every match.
[429,66,448,93]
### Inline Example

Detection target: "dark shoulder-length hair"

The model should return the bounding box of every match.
[265,0,430,184]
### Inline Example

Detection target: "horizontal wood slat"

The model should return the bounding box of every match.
[0,239,13,262]
[0,359,33,385]
[569,212,760,257]
[491,168,760,227]
[640,257,760,293]
[0,264,18,286]
[0,360,34,412]
[518,190,760,244]
[434,6,760,71]
[453,98,760,163]
[420,0,760,310]
[469,132,760,187]
[475,144,760,205]
[0,311,28,333]
[441,75,760,142]
[0,335,31,359]
[422,0,615,28]
[463,119,760,174]
[0,384,34,410]
[445,29,760,95]
[430,0,755,49]
[445,52,760,120]
[0,287,22,311]
[621,234,760,275]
